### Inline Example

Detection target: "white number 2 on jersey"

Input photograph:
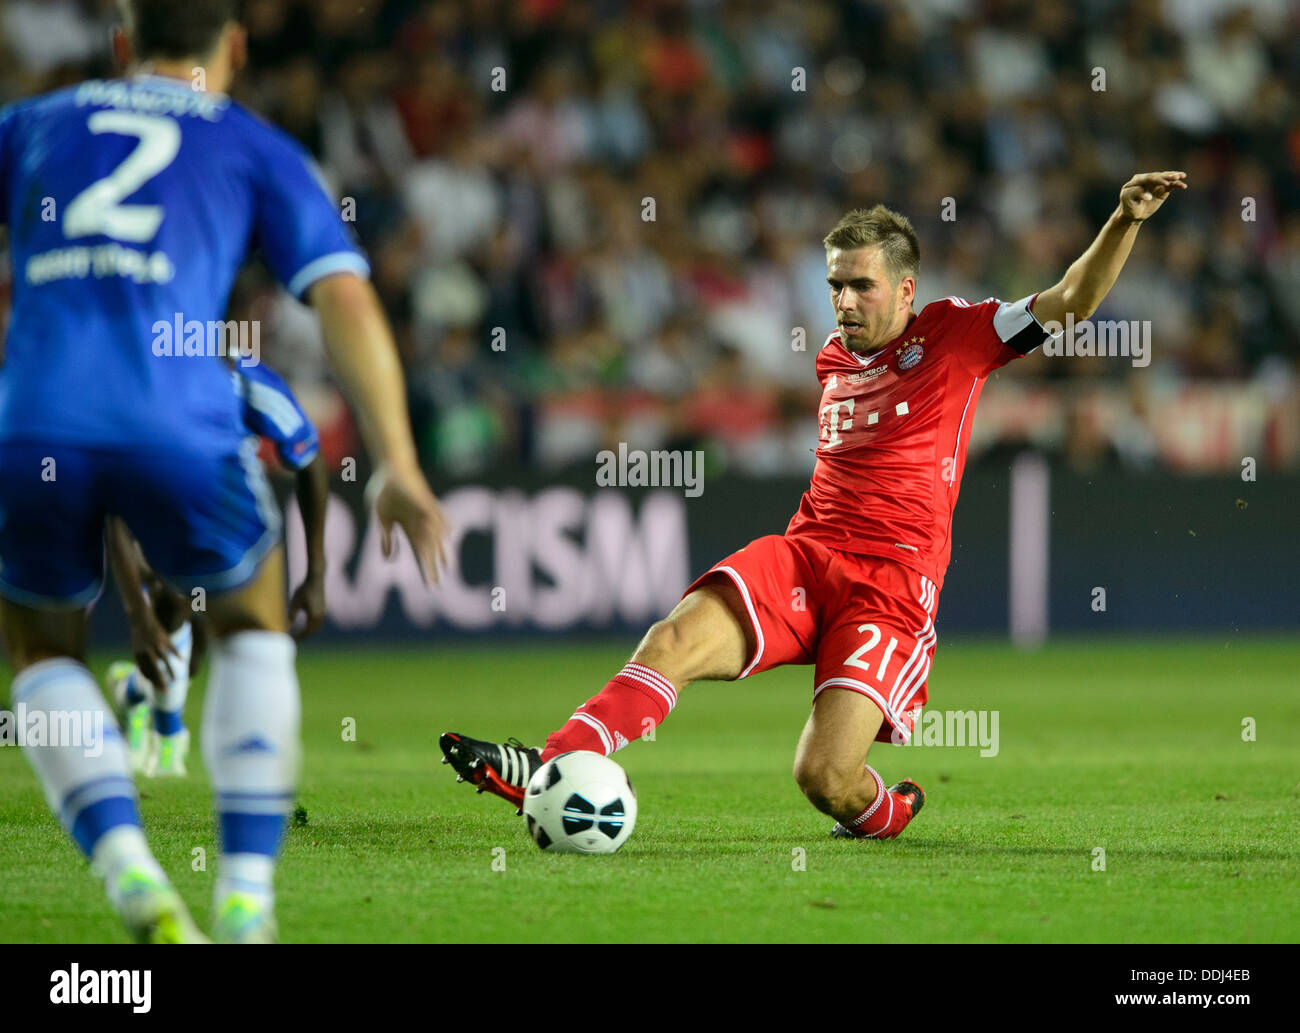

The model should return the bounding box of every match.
[63,112,181,244]
[844,623,900,682]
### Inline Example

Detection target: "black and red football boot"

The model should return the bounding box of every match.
[440,732,541,814]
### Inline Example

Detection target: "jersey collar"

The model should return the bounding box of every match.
[129,71,228,100]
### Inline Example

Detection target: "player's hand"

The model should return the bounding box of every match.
[127,606,182,692]
[288,573,327,641]
[1118,171,1187,223]
[366,461,449,586]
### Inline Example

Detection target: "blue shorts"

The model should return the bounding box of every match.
[0,437,281,608]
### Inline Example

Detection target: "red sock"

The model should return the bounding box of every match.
[842,766,915,839]
[541,662,678,761]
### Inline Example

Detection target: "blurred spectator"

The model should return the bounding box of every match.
[3,0,101,80]
[1,0,1296,478]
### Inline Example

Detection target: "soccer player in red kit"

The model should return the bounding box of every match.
[442,171,1187,839]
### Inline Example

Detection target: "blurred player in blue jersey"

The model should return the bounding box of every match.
[105,361,330,779]
[0,0,447,943]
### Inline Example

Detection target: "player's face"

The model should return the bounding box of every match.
[826,247,912,355]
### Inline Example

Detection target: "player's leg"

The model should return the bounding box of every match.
[199,546,298,944]
[441,534,821,809]
[1,602,159,892]
[105,574,195,775]
[541,577,753,758]
[142,580,194,776]
[792,687,923,839]
[798,555,937,839]
[440,581,751,806]
[0,441,204,942]
[540,537,824,760]
[793,685,884,817]
[113,438,296,942]
[105,655,153,773]
[627,578,755,684]
[4,601,205,941]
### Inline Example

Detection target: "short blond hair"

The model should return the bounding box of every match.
[823,205,920,285]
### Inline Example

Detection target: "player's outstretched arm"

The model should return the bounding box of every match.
[1032,171,1188,328]
[308,273,449,583]
[104,516,180,689]
[288,454,329,640]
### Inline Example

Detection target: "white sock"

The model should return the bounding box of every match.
[12,659,154,863]
[201,631,300,908]
[153,621,192,736]
[216,853,276,905]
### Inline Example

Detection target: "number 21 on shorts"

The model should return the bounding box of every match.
[844,623,899,683]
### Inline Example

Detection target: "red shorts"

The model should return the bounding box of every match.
[684,535,939,744]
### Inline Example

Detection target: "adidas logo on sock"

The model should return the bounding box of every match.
[224,735,275,756]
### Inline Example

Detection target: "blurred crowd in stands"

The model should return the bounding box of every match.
[3,0,1298,476]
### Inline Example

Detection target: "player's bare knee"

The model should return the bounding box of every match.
[793,760,856,817]
[634,584,751,685]
[633,617,688,678]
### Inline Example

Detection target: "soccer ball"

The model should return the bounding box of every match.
[522,751,636,854]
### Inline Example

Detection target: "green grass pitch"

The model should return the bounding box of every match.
[2,636,1297,943]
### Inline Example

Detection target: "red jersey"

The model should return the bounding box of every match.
[785,295,1049,589]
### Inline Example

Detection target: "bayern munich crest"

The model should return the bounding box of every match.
[896,338,925,370]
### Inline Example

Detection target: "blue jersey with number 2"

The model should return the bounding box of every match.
[0,74,367,449]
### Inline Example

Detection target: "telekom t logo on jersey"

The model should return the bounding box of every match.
[820,398,855,448]
[819,396,911,448]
